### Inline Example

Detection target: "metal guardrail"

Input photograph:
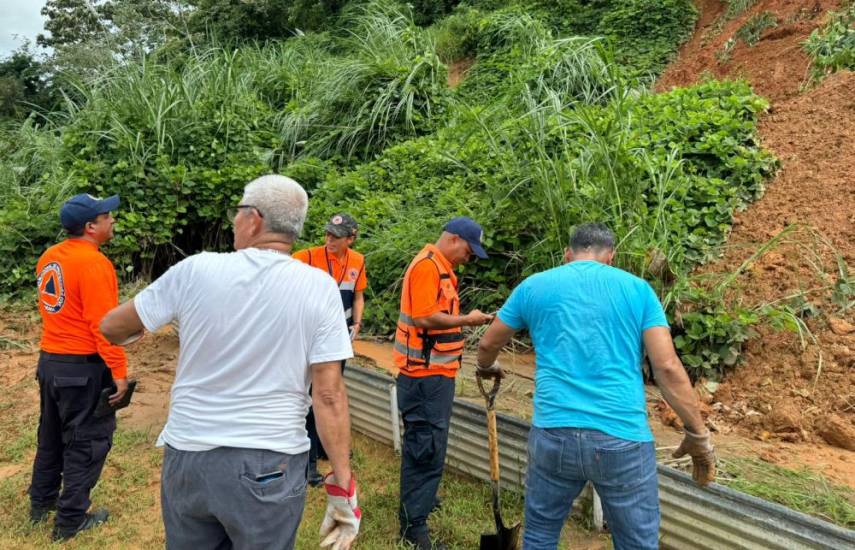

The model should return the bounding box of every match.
[343,364,855,549]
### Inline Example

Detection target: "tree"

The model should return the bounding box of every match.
[37,0,112,49]
[186,0,347,43]
[0,46,56,118]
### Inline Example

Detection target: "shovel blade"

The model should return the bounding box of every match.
[479,523,521,550]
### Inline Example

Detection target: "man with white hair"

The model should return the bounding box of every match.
[100,175,361,550]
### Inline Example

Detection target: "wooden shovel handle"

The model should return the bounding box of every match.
[487,408,500,482]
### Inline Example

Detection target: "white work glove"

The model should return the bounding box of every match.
[476,360,505,380]
[319,474,361,550]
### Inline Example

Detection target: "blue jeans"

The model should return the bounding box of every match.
[523,427,659,550]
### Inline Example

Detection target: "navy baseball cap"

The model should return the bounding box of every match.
[60,193,120,232]
[444,216,488,259]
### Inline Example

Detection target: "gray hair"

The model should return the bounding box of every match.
[569,222,615,252]
[241,175,308,241]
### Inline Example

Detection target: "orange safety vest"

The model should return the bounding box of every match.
[293,245,366,327]
[394,245,464,378]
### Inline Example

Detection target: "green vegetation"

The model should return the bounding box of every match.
[0,0,795,381]
[804,2,855,80]
[717,458,855,528]
[724,0,758,21]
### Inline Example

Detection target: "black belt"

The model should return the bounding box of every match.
[40,352,103,364]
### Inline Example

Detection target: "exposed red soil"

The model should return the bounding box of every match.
[447,57,474,88]
[658,0,840,103]
[659,0,855,452]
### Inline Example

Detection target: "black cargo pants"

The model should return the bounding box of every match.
[397,373,455,539]
[29,352,116,530]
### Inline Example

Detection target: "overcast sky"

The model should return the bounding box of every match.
[1,0,48,57]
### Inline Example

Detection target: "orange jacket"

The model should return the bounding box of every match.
[293,245,366,326]
[292,246,367,292]
[393,244,464,378]
[36,239,128,379]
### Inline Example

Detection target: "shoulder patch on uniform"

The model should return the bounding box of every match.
[38,262,66,314]
[349,268,359,279]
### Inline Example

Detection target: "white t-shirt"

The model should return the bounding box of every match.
[134,248,353,454]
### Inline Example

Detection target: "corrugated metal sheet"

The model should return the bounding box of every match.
[344,365,855,550]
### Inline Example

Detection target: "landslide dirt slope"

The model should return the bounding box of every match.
[660,0,855,451]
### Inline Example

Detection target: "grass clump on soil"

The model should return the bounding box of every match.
[717,458,855,528]
[724,0,758,21]
[804,3,855,81]
[736,12,778,46]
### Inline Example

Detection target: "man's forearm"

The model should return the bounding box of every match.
[352,292,364,325]
[413,311,469,329]
[312,371,353,487]
[476,318,517,368]
[654,358,706,433]
[477,339,501,369]
[100,299,145,344]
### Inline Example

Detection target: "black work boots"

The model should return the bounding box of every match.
[29,500,57,524]
[404,530,448,550]
[51,508,109,541]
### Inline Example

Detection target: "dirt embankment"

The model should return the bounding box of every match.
[659,0,855,454]
[658,0,840,103]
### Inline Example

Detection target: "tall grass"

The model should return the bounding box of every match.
[276,3,448,160]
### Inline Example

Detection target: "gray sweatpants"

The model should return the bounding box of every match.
[161,445,308,550]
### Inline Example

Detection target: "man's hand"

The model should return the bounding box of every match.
[109,378,129,406]
[465,309,494,327]
[672,429,716,486]
[349,322,361,341]
[476,360,505,380]
[320,474,361,550]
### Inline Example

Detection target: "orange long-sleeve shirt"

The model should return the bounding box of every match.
[36,239,128,379]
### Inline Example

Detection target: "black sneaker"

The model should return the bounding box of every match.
[307,469,325,488]
[30,500,57,524]
[52,508,109,541]
[404,531,448,550]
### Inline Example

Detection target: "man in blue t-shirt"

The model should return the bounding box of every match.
[475,223,715,550]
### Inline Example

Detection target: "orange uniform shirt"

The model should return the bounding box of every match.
[396,244,461,379]
[36,239,128,379]
[292,246,367,292]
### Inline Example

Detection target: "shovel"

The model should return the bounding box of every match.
[477,374,521,550]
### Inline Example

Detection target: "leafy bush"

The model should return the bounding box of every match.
[669,284,759,380]
[804,3,855,80]
[434,7,484,62]
[597,0,698,78]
